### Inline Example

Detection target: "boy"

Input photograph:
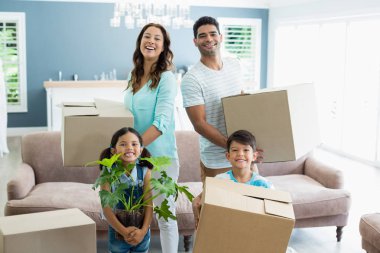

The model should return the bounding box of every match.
[215,129,273,188]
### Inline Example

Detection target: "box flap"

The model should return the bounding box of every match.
[63,106,99,117]
[205,177,292,203]
[62,102,95,107]
[204,184,265,214]
[264,199,295,219]
[94,98,133,117]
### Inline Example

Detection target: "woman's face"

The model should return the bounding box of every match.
[140,26,164,62]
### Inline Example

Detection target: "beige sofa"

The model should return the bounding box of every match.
[5,130,351,251]
[258,156,351,241]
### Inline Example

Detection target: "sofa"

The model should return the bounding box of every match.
[258,154,351,241]
[360,213,380,253]
[5,130,351,251]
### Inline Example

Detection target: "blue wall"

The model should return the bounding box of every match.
[1,1,268,127]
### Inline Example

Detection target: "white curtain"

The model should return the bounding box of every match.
[0,59,9,157]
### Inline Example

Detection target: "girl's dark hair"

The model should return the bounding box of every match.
[128,23,174,93]
[193,16,220,38]
[99,127,153,170]
[227,130,257,152]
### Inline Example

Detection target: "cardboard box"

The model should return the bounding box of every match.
[193,177,295,253]
[0,208,96,253]
[62,98,134,166]
[222,83,320,162]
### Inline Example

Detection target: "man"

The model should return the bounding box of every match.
[181,16,243,181]
[181,16,262,226]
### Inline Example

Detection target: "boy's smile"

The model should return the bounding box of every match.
[226,141,256,170]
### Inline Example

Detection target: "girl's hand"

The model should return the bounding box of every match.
[122,226,138,243]
[126,228,145,245]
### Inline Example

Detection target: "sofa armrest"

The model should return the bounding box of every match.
[304,156,344,189]
[7,163,36,200]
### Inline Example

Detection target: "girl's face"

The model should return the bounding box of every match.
[226,141,256,170]
[112,132,143,165]
[140,26,164,62]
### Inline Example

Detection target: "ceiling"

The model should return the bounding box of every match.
[32,0,325,9]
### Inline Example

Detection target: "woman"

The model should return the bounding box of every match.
[124,23,179,253]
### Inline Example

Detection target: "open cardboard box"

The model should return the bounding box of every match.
[61,98,134,166]
[222,83,320,163]
[193,177,295,253]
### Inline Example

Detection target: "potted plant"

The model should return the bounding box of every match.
[91,154,194,239]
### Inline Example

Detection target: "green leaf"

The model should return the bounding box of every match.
[150,177,177,197]
[154,199,176,222]
[176,185,194,202]
[141,156,171,171]
[98,153,121,168]
[99,190,119,208]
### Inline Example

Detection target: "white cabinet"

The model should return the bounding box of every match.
[44,81,127,131]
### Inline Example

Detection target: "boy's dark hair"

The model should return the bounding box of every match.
[193,16,220,38]
[227,130,256,152]
[99,127,153,170]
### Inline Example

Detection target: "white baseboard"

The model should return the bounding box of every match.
[7,127,48,137]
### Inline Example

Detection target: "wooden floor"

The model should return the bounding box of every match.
[1,135,379,253]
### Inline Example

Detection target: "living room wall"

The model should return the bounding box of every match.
[0,0,268,127]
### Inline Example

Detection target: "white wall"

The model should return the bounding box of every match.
[267,0,380,86]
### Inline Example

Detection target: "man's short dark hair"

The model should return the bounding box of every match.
[227,130,257,152]
[193,16,221,38]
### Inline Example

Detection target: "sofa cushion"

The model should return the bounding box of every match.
[5,182,108,230]
[360,213,380,251]
[267,174,351,219]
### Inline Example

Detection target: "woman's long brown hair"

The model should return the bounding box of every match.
[128,23,174,93]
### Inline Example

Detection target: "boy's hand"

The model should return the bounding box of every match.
[126,228,145,245]
[192,194,202,229]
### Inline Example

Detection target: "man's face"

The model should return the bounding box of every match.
[193,24,222,57]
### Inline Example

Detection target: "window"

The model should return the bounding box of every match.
[0,12,27,112]
[273,17,380,164]
[218,18,262,91]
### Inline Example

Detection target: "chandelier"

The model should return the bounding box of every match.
[110,0,194,29]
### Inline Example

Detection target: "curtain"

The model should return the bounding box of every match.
[0,59,9,157]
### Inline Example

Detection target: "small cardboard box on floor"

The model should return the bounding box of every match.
[222,83,320,163]
[62,98,134,166]
[193,177,295,253]
[0,208,96,253]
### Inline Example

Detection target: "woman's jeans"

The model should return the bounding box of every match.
[152,158,179,253]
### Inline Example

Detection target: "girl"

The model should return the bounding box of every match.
[124,23,179,253]
[100,127,153,253]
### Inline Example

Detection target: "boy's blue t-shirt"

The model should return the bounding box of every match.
[215,170,274,189]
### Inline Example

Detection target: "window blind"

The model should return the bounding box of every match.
[0,12,27,113]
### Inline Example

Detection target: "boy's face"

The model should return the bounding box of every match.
[226,141,256,170]
[193,24,222,57]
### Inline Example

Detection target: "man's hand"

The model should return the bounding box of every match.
[192,193,202,229]
[254,148,264,163]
